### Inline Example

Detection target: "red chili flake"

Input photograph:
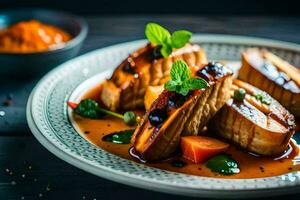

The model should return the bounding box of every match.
[67,101,78,109]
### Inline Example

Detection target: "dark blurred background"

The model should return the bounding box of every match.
[1,0,300,15]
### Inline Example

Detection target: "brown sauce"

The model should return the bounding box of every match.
[73,84,300,179]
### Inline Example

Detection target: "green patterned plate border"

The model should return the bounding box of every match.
[27,34,300,198]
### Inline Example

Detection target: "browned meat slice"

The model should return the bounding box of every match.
[211,80,296,156]
[239,49,300,117]
[100,43,207,111]
[131,62,233,162]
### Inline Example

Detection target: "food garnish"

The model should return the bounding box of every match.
[164,60,209,96]
[71,99,107,119]
[102,129,135,144]
[180,136,229,163]
[145,23,192,57]
[67,99,138,125]
[233,88,246,101]
[206,154,240,175]
[123,111,137,126]
[254,92,272,105]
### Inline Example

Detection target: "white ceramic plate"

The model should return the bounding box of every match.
[27,34,300,198]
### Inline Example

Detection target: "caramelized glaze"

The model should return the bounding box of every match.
[246,50,300,93]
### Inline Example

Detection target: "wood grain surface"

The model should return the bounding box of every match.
[0,15,300,200]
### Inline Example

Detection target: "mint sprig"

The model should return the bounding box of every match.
[145,23,192,58]
[164,60,209,96]
[69,99,137,125]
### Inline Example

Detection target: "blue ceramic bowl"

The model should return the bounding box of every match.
[0,9,88,78]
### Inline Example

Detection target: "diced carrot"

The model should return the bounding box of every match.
[180,136,229,163]
[67,101,78,109]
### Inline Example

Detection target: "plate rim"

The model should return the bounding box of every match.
[26,33,300,198]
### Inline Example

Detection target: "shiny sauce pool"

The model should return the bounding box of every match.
[73,84,300,179]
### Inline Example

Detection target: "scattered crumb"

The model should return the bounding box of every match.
[259,166,265,173]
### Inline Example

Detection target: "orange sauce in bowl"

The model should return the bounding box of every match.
[0,20,71,53]
[73,84,300,179]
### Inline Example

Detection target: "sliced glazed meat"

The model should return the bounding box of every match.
[211,80,296,156]
[239,49,300,117]
[100,43,207,111]
[131,62,233,162]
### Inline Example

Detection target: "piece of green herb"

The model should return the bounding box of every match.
[123,111,137,126]
[254,92,272,105]
[70,99,137,125]
[74,99,106,119]
[171,30,192,48]
[145,23,192,58]
[233,88,246,101]
[102,129,135,144]
[164,60,209,96]
[206,154,240,175]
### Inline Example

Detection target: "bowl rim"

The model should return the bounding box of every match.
[0,8,88,56]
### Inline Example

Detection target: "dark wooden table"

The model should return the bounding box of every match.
[1,15,300,200]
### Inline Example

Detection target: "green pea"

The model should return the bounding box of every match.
[123,111,137,126]
[233,88,246,101]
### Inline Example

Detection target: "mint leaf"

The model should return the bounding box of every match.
[178,85,190,96]
[170,60,191,82]
[74,99,106,119]
[171,30,192,48]
[145,23,170,45]
[160,44,173,58]
[145,23,192,58]
[185,77,209,90]
[164,80,179,91]
[164,60,209,96]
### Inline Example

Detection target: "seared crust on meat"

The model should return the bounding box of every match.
[131,63,233,162]
[100,43,208,111]
[239,49,300,117]
[211,80,296,156]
